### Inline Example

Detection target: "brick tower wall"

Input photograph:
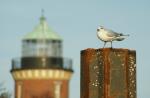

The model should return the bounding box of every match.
[15,79,69,98]
[12,69,73,98]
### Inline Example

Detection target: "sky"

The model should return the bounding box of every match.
[0,0,150,98]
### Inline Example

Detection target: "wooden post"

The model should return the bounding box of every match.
[80,48,136,98]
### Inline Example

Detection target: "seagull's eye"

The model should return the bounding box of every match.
[97,29,100,31]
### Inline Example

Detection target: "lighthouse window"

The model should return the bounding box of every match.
[53,43,58,57]
[38,48,45,56]
[58,43,61,48]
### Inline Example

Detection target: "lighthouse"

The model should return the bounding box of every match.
[11,13,73,98]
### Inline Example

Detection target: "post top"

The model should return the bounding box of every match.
[81,48,136,53]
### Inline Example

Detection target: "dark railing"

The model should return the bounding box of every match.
[12,58,21,69]
[12,57,73,71]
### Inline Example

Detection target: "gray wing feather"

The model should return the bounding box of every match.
[104,28,121,37]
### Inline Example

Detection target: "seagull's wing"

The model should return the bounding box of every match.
[104,28,121,37]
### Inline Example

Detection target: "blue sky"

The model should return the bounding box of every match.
[0,0,150,98]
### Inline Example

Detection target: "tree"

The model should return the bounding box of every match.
[0,82,11,98]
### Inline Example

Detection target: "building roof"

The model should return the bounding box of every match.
[23,15,62,41]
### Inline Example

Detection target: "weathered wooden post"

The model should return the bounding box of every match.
[81,48,136,98]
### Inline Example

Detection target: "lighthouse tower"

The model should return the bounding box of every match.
[11,13,73,98]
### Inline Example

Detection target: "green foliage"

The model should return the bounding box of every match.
[0,83,11,98]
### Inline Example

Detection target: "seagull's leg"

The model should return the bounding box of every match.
[111,41,113,48]
[103,42,106,48]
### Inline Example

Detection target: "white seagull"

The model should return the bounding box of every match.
[97,26,129,48]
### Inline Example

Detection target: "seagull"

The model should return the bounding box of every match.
[97,26,129,48]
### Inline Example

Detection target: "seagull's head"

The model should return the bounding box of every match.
[97,26,104,32]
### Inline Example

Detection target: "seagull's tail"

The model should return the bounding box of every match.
[123,34,130,36]
[115,34,129,41]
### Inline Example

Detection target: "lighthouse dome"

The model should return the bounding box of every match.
[22,15,63,57]
[23,16,62,41]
